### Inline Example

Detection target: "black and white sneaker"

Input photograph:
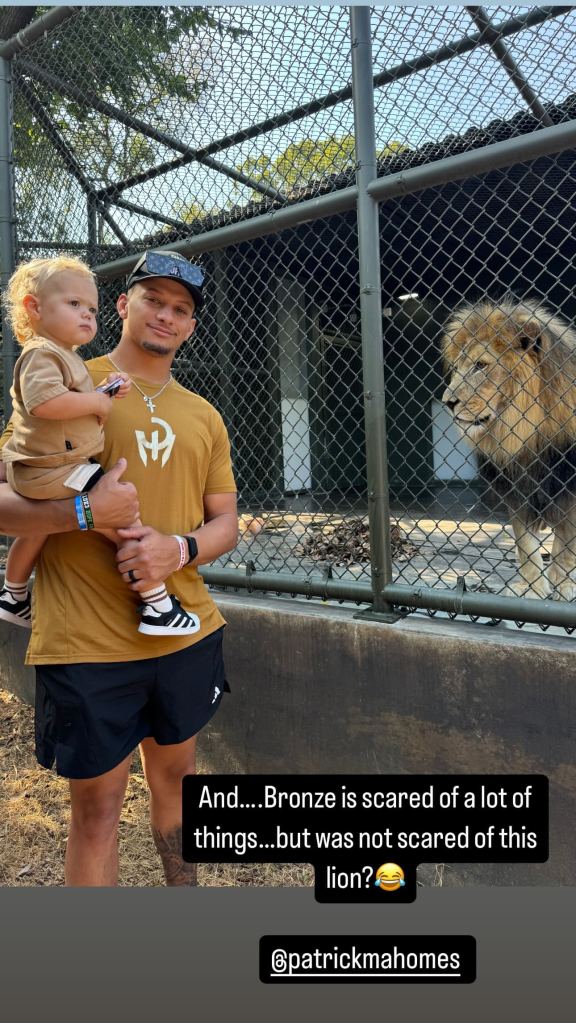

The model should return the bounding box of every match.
[0,588,32,628]
[138,596,200,636]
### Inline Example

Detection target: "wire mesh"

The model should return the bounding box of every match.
[2,4,576,625]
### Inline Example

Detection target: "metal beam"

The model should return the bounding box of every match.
[366,117,576,203]
[198,567,576,628]
[16,77,129,248]
[383,584,576,628]
[200,566,373,604]
[466,6,554,126]
[16,76,93,192]
[17,57,287,204]
[94,185,358,278]
[350,6,393,614]
[19,240,123,252]
[110,196,192,231]
[0,6,80,59]
[94,113,576,280]
[95,5,569,202]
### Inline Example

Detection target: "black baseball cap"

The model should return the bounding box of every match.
[125,250,204,310]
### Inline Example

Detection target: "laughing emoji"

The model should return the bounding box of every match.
[374,863,405,892]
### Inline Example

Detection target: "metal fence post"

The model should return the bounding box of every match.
[0,54,16,420]
[350,6,394,616]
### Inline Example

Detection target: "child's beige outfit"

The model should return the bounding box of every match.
[1,335,104,498]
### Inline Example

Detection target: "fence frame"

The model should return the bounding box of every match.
[2,4,576,629]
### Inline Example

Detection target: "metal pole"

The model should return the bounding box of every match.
[110,196,191,230]
[0,56,16,419]
[0,6,81,59]
[16,77,130,250]
[94,186,358,278]
[20,240,123,253]
[199,566,576,628]
[466,7,553,126]
[212,251,236,438]
[350,6,393,615]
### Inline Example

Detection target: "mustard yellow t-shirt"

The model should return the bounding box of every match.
[25,354,237,665]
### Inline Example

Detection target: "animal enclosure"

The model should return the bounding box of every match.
[2,5,576,628]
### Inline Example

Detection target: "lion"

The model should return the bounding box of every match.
[441,297,576,600]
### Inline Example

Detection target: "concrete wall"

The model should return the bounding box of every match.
[205,594,576,886]
[2,592,575,885]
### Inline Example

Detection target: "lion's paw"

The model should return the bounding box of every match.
[507,579,552,600]
[553,580,576,602]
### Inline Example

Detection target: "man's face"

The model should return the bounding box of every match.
[116,278,197,359]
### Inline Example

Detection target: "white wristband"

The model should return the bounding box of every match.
[171,534,187,570]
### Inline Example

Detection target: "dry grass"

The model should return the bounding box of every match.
[0,688,314,888]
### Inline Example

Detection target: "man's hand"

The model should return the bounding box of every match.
[115,493,237,590]
[89,459,139,529]
[115,526,181,590]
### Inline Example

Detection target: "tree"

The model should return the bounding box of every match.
[5,7,246,241]
[238,135,409,200]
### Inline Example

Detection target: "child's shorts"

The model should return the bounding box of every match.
[6,459,104,500]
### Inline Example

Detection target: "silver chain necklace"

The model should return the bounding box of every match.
[108,353,173,414]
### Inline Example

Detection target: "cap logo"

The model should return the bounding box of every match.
[169,266,182,277]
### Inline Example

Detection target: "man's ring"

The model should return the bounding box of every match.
[128,569,139,583]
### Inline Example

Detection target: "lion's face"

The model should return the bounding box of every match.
[442,347,515,443]
[442,303,545,460]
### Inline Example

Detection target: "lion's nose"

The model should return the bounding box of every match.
[442,387,458,411]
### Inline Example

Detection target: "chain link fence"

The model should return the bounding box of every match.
[2,5,576,628]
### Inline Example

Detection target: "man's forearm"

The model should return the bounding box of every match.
[0,482,78,537]
[0,460,139,537]
[187,513,238,566]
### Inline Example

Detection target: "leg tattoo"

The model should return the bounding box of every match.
[151,825,197,886]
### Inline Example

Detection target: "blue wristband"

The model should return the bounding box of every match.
[75,494,88,530]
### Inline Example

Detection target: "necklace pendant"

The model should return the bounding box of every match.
[145,397,156,413]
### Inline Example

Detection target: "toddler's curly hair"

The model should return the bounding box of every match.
[4,255,96,345]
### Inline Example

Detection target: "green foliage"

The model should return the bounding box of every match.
[9,6,247,242]
[238,135,409,199]
[16,6,245,112]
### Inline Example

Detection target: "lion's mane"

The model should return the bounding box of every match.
[442,298,576,527]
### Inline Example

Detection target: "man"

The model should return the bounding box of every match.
[12,249,238,886]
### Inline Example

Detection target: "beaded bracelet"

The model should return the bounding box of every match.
[171,534,188,570]
[74,495,88,531]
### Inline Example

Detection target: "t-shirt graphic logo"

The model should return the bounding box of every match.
[135,417,176,467]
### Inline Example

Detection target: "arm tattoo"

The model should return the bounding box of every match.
[151,825,197,886]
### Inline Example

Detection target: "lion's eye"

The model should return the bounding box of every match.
[474,361,488,372]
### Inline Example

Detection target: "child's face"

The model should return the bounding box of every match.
[27,271,98,349]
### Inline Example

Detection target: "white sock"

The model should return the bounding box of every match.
[3,578,29,602]
[141,586,173,613]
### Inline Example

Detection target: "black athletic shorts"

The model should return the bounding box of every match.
[34,626,229,779]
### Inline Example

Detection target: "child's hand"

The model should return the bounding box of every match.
[94,392,113,425]
[109,372,131,399]
[97,372,131,399]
